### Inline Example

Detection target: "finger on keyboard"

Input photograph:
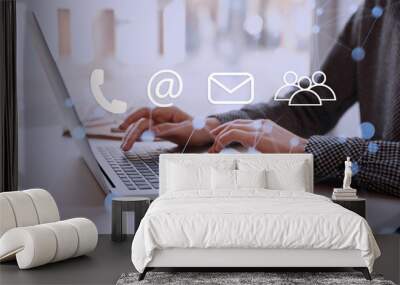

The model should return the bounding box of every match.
[111,126,125,133]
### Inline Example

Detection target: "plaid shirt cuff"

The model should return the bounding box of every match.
[305,135,400,197]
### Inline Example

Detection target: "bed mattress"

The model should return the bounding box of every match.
[131,190,380,273]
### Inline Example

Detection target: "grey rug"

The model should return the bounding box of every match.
[117,272,395,285]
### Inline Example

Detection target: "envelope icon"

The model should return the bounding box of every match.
[208,72,255,104]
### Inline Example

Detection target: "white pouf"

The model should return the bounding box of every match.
[0,189,98,269]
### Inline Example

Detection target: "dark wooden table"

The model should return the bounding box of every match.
[112,197,151,242]
[332,198,366,218]
[314,183,400,234]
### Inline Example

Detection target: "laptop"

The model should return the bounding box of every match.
[30,12,243,198]
[30,12,241,198]
[29,12,180,198]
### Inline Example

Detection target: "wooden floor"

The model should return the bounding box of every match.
[0,235,134,285]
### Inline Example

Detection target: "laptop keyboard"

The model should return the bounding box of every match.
[97,146,161,191]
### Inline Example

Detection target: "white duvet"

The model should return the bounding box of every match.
[131,190,380,273]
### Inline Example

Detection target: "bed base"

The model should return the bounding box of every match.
[138,267,371,281]
[138,248,372,281]
[138,268,149,281]
[354,267,372,280]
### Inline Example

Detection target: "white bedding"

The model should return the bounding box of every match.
[131,190,380,273]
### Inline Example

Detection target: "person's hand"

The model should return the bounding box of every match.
[119,106,221,151]
[208,119,307,153]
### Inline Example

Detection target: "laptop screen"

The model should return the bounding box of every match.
[30,12,110,193]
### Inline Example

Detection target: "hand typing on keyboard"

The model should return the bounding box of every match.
[119,106,221,151]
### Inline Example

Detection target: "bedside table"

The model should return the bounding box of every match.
[332,198,366,218]
[112,196,151,242]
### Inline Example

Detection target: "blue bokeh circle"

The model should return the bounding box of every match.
[371,6,383,18]
[352,47,366,61]
[368,142,379,153]
[360,122,375,139]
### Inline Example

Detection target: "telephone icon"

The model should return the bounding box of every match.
[90,69,127,114]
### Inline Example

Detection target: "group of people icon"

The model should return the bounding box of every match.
[274,71,336,106]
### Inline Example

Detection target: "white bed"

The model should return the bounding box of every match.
[131,154,380,280]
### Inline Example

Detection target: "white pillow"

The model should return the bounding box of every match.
[238,159,308,191]
[211,168,236,190]
[266,165,307,191]
[211,168,267,191]
[167,163,210,191]
[236,169,267,189]
[166,159,235,192]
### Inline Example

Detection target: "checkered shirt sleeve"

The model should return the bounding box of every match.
[305,136,400,197]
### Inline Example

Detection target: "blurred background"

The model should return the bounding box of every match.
[17,0,362,126]
[16,0,366,230]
